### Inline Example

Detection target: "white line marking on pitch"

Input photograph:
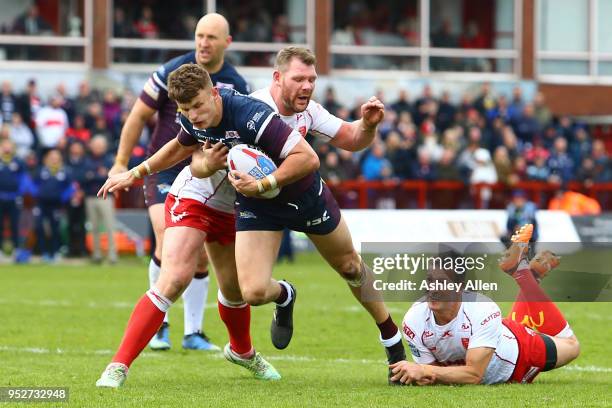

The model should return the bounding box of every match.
[0,345,609,373]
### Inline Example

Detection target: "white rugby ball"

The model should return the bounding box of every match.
[227,144,280,199]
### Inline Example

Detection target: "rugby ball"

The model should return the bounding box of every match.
[227,144,280,199]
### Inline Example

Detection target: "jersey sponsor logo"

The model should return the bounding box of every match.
[408,343,420,357]
[247,111,266,131]
[461,338,469,349]
[423,330,434,338]
[157,183,171,194]
[306,210,330,227]
[239,210,257,219]
[481,311,501,326]
[215,81,235,90]
[441,330,453,338]
[402,322,415,339]
[225,131,240,139]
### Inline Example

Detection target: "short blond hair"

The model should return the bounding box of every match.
[168,64,213,104]
[274,46,316,71]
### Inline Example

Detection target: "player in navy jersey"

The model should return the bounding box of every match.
[108,13,249,351]
[96,64,315,387]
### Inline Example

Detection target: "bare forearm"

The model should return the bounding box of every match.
[134,139,196,175]
[427,364,482,385]
[332,120,377,152]
[115,100,155,166]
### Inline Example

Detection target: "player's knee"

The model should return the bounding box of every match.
[567,336,581,361]
[242,286,268,306]
[335,255,361,282]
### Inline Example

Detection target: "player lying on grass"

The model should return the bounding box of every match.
[391,224,580,385]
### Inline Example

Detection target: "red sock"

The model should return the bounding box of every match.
[218,299,252,356]
[511,262,568,336]
[112,290,170,367]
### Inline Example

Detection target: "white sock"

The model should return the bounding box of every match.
[146,287,173,313]
[182,275,210,335]
[148,257,169,323]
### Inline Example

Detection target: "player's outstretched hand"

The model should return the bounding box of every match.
[97,170,136,199]
[360,96,385,129]
[389,360,433,385]
[228,170,259,197]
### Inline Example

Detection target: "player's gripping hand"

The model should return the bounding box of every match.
[228,170,260,197]
[389,361,434,385]
[97,170,137,199]
[191,141,228,178]
[360,96,385,129]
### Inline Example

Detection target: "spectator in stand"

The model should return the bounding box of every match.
[509,156,528,185]
[493,146,513,185]
[32,149,75,262]
[556,116,574,141]
[591,140,610,181]
[16,79,41,131]
[541,125,559,151]
[437,148,461,181]
[457,126,482,181]
[56,83,76,125]
[512,103,540,144]
[385,130,414,179]
[533,91,552,129]
[338,149,360,180]
[75,81,98,118]
[319,150,346,185]
[436,91,456,132]
[1,81,17,123]
[66,114,91,143]
[8,112,34,159]
[83,136,117,263]
[459,21,487,71]
[569,127,591,166]
[502,125,521,161]
[470,148,497,208]
[322,86,342,117]
[361,141,393,180]
[473,82,495,117]
[134,6,160,62]
[271,14,290,42]
[12,4,52,35]
[526,155,550,182]
[390,89,413,117]
[412,149,437,181]
[414,85,436,126]
[113,7,135,38]
[91,117,114,149]
[486,94,510,124]
[523,136,550,164]
[35,94,69,154]
[65,141,88,257]
[0,139,32,260]
[507,86,525,122]
[420,128,444,163]
[576,157,598,187]
[505,190,538,243]
[547,137,574,184]
[103,89,122,131]
[431,20,458,70]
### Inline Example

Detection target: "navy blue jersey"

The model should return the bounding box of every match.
[139,51,250,155]
[0,157,30,200]
[176,88,316,202]
[32,166,75,204]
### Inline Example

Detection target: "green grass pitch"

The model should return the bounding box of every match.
[1,253,610,407]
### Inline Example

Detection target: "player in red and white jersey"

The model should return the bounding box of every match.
[392,225,580,385]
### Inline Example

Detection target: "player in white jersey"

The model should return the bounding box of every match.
[391,225,580,385]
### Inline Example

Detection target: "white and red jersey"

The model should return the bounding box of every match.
[249,87,343,140]
[168,166,235,214]
[402,292,519,384]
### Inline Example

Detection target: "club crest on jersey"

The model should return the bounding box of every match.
[461,338,469,349]
[298,126,307,137]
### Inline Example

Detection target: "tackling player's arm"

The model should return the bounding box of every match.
[390,347,494,385]
[110,98,157,175]
[98,135,198,198]
[330,96,384,152]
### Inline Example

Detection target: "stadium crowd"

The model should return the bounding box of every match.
[0,78,610,261]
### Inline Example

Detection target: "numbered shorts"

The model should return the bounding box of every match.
[164,194,236,245]
[235,178,341,235]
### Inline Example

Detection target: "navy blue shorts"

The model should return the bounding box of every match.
[143,166,182,207]
[235,178,341,235]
